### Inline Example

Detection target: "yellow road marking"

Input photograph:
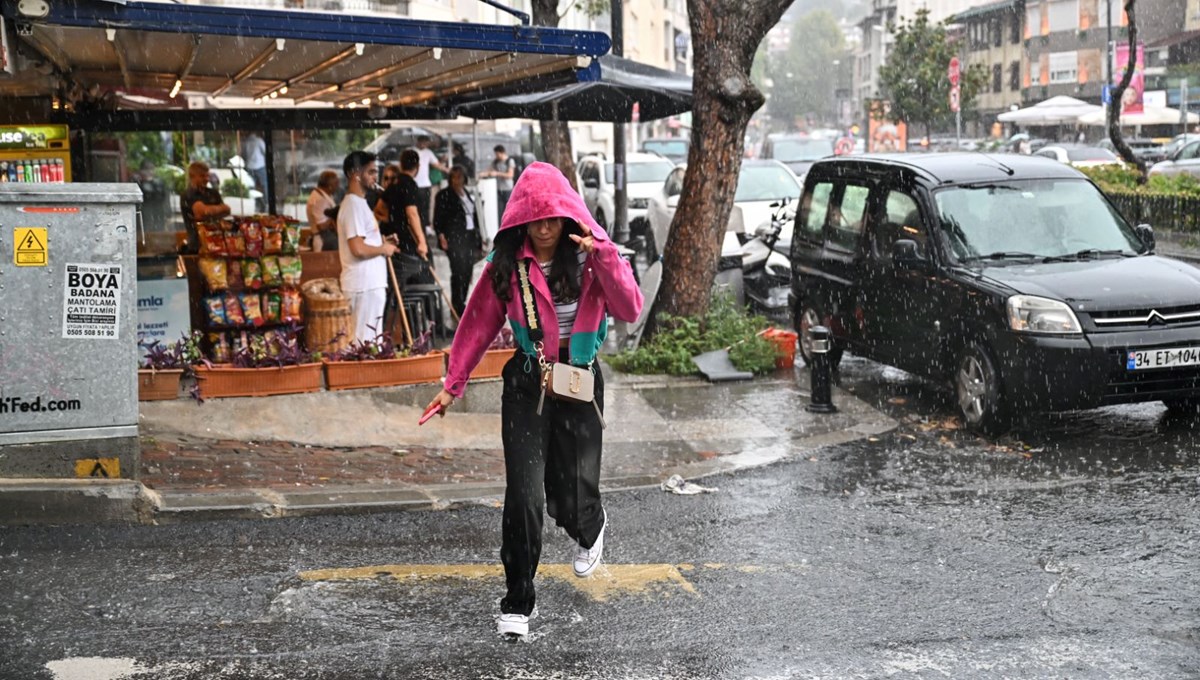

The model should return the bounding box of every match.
[298,563,698,602]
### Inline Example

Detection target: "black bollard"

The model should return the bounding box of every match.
[806,325,837,414]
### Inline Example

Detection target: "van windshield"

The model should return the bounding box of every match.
[772,138,834,161]
[935,179,1143,262]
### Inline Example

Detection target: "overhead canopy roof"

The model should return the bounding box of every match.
[1,0,610,122]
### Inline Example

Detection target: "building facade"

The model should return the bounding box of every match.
[955,0,1026,128]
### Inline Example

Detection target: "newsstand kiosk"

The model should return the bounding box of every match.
[0,183,142,480]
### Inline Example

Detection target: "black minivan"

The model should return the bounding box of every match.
[790,153,1200,432]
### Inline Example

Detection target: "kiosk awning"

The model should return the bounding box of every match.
[1,0,610,114]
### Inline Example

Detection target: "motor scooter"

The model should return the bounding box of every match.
[739,199,793,323]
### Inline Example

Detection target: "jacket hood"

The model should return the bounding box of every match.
[499,161,609,241]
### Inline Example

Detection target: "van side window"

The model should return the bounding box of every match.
[800,182,833,241]
[872,191,926,261]
[828,184,870,252]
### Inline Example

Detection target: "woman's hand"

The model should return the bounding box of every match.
[570,221,596,254]
[425,389,455,418]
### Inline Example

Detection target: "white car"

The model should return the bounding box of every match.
[1149,138,1200,179]
[645,159,802,261]
[576,152,676,232]
[1034,145,1123,169]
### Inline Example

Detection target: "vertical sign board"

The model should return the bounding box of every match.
[1114,42,1146,115]
[62,263,123,339]
[136,278,192,353]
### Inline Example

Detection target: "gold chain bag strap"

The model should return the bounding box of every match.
[518,260,603,427]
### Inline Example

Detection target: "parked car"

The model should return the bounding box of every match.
[646,159,801,262]
[640,137,690,164]
[1034,145,1123,168]
[1097,137,1167,164]
[1148,138,1200,179]
[576,152,676,233]
[762,134,835,178]
[791,153,1199,433]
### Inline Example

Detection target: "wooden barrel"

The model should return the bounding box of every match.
[302,278,351,355]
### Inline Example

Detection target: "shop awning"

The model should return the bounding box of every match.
[1,0,610,119]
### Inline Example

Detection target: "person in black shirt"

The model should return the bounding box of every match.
[180,161,230,254]
[381,150,427,260]
[451,142,475,182]
[434,166,482,316]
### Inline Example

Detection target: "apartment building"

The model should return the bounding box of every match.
[954,0,1025,123]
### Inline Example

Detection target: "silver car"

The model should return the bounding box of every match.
[1149,139,1200,179]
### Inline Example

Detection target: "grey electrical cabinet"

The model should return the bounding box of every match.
[0,184,143,479]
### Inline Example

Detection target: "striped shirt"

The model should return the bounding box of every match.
[538,250,587,339]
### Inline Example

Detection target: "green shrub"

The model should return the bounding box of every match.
[1080,165,1200,197]
[221,176,250,198]
[606,293,780,376]
[156,166,186,195]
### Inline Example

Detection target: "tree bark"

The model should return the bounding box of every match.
[531,0,579,190]
[1107,0,1148,182]
[655,0,793,320]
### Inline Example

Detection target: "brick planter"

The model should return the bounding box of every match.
[193,363,323,399]
[323,350,445,391]
[445,347,517,380]
[137,369,184,401]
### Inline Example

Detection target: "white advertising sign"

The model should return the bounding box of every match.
[136,278,192,354]
[62,263,122,339]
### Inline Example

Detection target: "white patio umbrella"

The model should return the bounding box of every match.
[997,95,1102,124]
[1077,105,1199,126]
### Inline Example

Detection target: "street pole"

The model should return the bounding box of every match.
[612,0,629,243]
[1182,78,1189,137]
[1106,0,1113,91]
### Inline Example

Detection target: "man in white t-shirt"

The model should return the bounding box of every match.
[337,150,398,343]
[413,135,449,230]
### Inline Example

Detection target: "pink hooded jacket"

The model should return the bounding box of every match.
[443,162,644,398]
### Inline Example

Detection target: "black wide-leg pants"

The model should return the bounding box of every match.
[499,354,605,616]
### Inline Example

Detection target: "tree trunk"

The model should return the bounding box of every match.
[531,0,578,190]
[656,0,793,320]
[1107,0,1148,182]
[541,118,578,191]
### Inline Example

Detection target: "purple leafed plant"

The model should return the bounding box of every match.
[331,324,398,362]
[139,338,183,370]
[406,324,434,358]
[231,323,314,368]
[487,327,516,350]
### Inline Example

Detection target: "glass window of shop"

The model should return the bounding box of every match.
[86,128,382,257]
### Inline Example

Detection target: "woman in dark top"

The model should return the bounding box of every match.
[433,166,482,316]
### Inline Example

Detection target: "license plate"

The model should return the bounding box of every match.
[1127,347,1200,370]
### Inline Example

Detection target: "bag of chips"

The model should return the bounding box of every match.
[263,291,282,323]
[199,257,228,292]
[278,256,303,286]
[263,228,283,255]
[223,291,246,326]
[242,259,264,291]
[261,256,282,288]
[208,332,231,364]
[227,259,244,291]
[262,329,281,357]
[204,295,227,326]
[199,223,227,256]
[281,223,301,255]
[231,331,249,356]
[240,293,265,328]
[224,230,246,257]
[281,287,302,322]
[243,221,264,258]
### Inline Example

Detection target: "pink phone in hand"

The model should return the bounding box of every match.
[418,403,442,426]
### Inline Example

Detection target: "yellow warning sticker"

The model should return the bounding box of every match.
[74,457,120,479]
[14,227,47,266]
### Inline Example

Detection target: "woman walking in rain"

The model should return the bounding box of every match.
[424,162,644,638]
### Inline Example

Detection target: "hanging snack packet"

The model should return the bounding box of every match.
[225,230,246,257]
[243,221,264,258]
[278,256,303,286]
[281,287,303,322]
[199,257,228,291]
[223,291,246,326]
[199,223,227,256]
[263,291,282,323]
[242,259,264,290]
[264,227,283,255]
[208,332,232,364]
[227,259,244,291]
[204,295,227,326]
[231,330,249,356]
[240,293,265,327]
[281,223,301,255]
[262,329,281,357]
[261,256,282,288]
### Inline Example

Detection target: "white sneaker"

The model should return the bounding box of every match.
[573,510,606,578]
[497,613,529,637]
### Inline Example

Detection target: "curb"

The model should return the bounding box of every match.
[2,385,897,526]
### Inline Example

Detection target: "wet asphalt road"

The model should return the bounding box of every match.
[2,354,1199,679]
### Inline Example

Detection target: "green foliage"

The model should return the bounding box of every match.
[877,9,988,136]
[767,10,848,124]
[1080,165,1200,197]
[156,166,186,195]
[607,294,779,376]
[221,176,250,198]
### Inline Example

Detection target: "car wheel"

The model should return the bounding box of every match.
[796,302,843,369]
[955,341,1008,435]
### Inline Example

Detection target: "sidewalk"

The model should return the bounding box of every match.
[122,365,895,522]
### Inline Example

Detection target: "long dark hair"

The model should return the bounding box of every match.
[490,219,584,304]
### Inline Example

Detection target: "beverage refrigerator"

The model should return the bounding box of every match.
[0,124,72,184]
